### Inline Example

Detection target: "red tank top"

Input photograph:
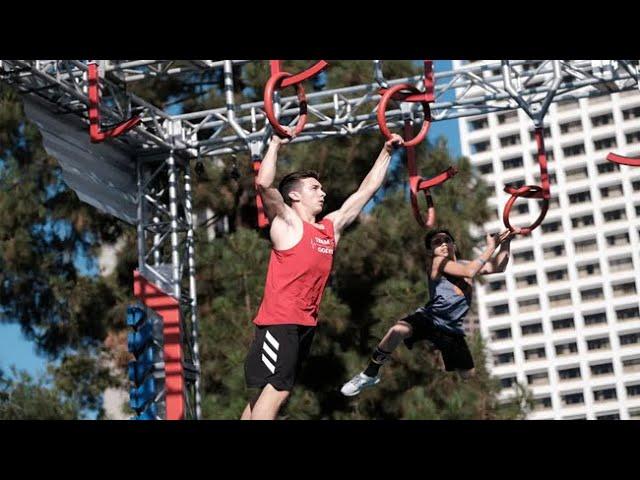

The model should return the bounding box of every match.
[253,218,336,327]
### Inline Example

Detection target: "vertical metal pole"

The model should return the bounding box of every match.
[183,162,201,419]
[136,158,146,273]
[153,215,161,265]
[167,151,181,298]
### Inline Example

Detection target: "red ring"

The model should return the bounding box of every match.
[263,71,308,138]
[377,83,431,147]
[502,186,549,235]
[606,152,640,167]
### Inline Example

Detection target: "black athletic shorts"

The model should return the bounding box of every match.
[400,309,474,372]
[244,324,316,391]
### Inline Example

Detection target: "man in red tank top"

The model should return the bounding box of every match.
[241,129,404,420]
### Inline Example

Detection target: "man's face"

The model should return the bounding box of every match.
[430,233,455,259]
[291,177,326,214]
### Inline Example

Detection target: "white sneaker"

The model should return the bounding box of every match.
[340,372,381,397]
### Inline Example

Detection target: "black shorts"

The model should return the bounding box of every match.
[400,309,474,372]
[244,324,316,391]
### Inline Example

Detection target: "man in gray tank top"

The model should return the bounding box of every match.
[341,227,514,397]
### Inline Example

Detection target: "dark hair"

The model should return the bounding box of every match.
[424,228,455,251]
[278,170,320,206]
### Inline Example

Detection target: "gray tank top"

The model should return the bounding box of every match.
[422,272,472,336]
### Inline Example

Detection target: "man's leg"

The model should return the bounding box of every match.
[249,384,291,420]
[240,392,262,420]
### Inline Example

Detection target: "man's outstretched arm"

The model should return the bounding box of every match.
[325,134,403,238]
[256,134,296,224]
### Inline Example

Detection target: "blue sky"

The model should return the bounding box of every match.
[0,59,462,380]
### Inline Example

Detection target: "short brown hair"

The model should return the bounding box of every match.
[278,170,320,206]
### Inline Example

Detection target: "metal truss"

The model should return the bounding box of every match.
[136,149,201,419]
[2,60,638,161]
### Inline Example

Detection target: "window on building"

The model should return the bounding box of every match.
[574,238,597,253]
[497,111,519,124]
[593,388,617,402]
[563,143,586,157]
[603,208,627,222]
[518,298,540,313]
[622,356,640,373]
[613,282,637,297]
[533,172,557,185]
[597,162,621,174]
[609,257,634,273]
[543,243,565,259]
[626,384,640,397]
[548,196,560,208]
[502,156,524,170]
[468,117,489,131]
[490,304,510,316]
[552,317,575,330]
[513,250,535,264]
[478,162,494,174]
[514,203,529,215]
[533,397,552,411]
[490,327,512,341]
[591,112,614,127]
[590,363,614,376]
[546,268,569,282]
[616,307,640,322]
[516,273,538,288]
[577,262,601,278]
[562,392,584,406]
[500,376,517,389]
[633,179,640,191]
[587,337,610,351]
[596,412,620,420]
[619,331,640,346]
[488,279,506,292]
[593,137,618,150]
[565,166,589,182]
[557,99,579,111]
[606,232,630,247]
[600,183,623,198]
[527,371,549,386]
[622,105,640,120]
[558,366,581,380]
[504,178,526,190]
[500,133,521,147]
[549,292,572,307]
[472,140,491,153]
[541,220,563,233]
[625,130,640,144]
[560,119,582,134]
[623,357,640,373]
[581,287,604,302]
[571,214,595,228]
[569,190,591,204]
[583,311,607,326]
[521,323,543,336]
[524,346,546,361]
[555,341,578,356]
[494,351,515,365]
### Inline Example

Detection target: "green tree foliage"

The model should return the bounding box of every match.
[0,83,132,417]
[0,367,78,420]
